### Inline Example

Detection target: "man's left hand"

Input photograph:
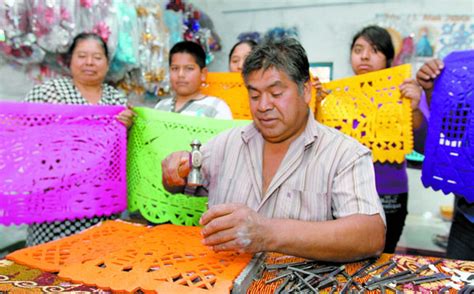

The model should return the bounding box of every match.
[200,203,269,253]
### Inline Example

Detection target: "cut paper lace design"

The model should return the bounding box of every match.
[317,65,413,163]
[0,102,127,225]
[201,72,317,120]
[127,108,251,225]
[201,73,252,120]
[8,221,252,293]
[421,50,474,200]
[7,220,146,272]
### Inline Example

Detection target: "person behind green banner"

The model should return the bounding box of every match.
[155,41,233,119]
[228,40,257,73]
[161,38,386,262]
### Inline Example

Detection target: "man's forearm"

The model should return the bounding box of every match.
[262,214,385,262]
[425,89,433,107]
[412,108,425,131]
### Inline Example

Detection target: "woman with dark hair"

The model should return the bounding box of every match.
[26,32,134,126]
[228,40,257,73]
[352,26,425,253]
[24,32,134,246]
[316,25,425,253]
[350,25,395,72]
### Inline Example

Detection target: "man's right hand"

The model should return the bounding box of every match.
[416,59,444,92]
[161,151,191,189]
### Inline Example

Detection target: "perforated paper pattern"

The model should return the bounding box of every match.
[201,73,317,120]
[7,220,146,272]
[200,73,252,120]
[421,50,474,200]
[127,108,251,225]
[317,65,413,163]
[0,102,128,225]
[8,221,252,293]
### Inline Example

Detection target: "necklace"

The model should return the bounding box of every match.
[170,97,177,112]
[171,95,207,113]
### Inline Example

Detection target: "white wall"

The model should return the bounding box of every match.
[191,0,473,77]
[0,0,472,100]
[0,59,34,101]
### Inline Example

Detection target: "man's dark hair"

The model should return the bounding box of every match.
[228,40,258,62]
[169,41,206,69]
[351,25,394,68]
[66,32,109,66]
[242,38,310,95]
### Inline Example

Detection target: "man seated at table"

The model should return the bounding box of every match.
[161,38,386,262]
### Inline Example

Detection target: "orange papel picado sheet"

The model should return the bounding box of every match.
[316,64,413,163]
[7,221,252,293]
[201,72,317,120]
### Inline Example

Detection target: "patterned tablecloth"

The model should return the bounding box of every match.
[0,259,105,293]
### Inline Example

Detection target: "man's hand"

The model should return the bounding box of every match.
[416,59,444,92]
[399,78,422,110]
[161,151,191,189]
[200,203,269,253]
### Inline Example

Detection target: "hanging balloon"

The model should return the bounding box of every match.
[206,53,213,65]
[80,0,93,9]
[416,27,434,57]
[28,1,75,54]
[238,32,261,44]
[165,0,221,65]
[166,0,185,12]
[264,26,299,42]
[184,30,194,41]
[191,19,200,32]
[92,21,112,42]
[108,1,139,83]
[37,25,71,53]
[197,10,221,52]
[164,10,183,47]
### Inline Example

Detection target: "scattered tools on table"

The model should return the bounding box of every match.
[253,264,266,281]
[438,285,452,293]
[350,258,377,278]
[413,259,442,274]
[379,261,398,277]
[459,285,474,294]
[364,260,395,276]
[451,268,474,285]
[260,256,471,293]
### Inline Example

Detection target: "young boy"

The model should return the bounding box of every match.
[155,41,233,119]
